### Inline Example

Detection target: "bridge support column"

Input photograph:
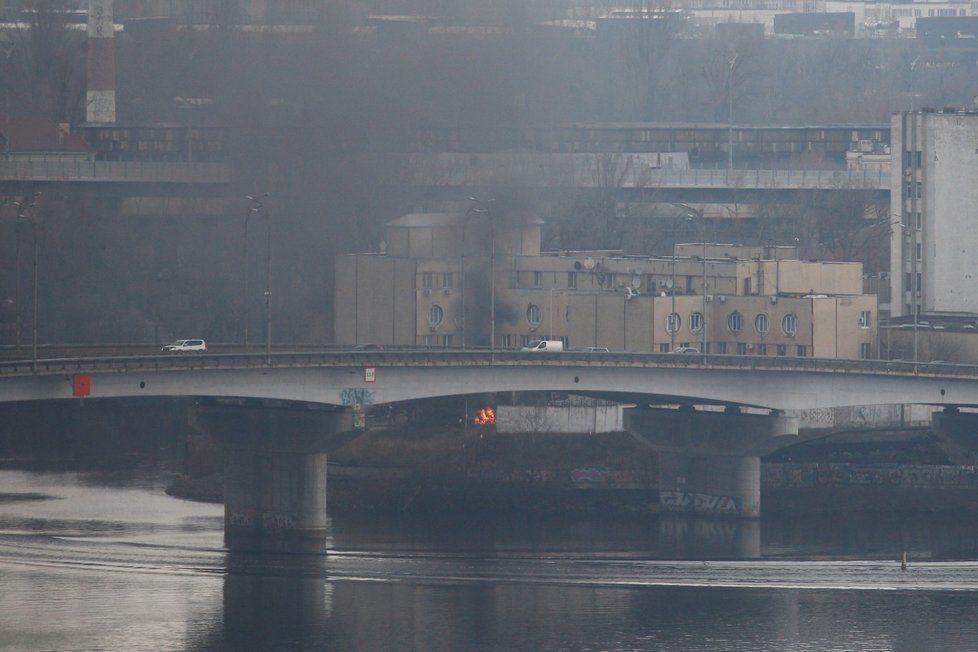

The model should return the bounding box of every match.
[931,407,978,465]
[192,401,357,553]
[625,407,798,518]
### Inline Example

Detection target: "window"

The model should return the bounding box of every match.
[782,313,798,337]
[754,313,770,335]
[777,344,787,356]
[689,312,703,334]
[526,304,542,327]
[568,271,577,289]
[737,342,748,355]
[520,335,532,347]
[659,343,671,353]
[716,342,727,354]
[727,311,743,334]
[427,304,444,327]
[666,312,681,335]
[905,272,912,292]
[757,343,767,355]
[422,272,434,289]
[442,334,452,346]
[861,343,872,359]
[442,272,453,289]
[797,345,807,357]
[502,334,513,348]
[916,242,921,260]
[533,271,543,288]
[860,311,871,328]
[916,272,922,292]
[423,334,434,346]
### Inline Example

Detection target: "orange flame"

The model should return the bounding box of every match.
[473,407,496,425]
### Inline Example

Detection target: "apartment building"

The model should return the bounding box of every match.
[890,110,978,318]
[335,211,877,358]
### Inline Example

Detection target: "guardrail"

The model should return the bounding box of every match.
[0,159,231,183]
[1,348,975,379]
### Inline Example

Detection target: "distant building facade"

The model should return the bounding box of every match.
[890,110,978,318]
[335,211,877,359]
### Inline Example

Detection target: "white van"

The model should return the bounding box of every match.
[521,339,564,352]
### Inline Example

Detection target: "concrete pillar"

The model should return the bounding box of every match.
[931,407,978,465]
[625,406,798,519]
[192,401,357,553]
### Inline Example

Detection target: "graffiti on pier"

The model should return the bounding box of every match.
[339,387,374,406]
[571,467,606,487]
[660,490,743,515]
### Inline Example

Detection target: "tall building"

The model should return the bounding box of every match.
[890,110,978,318]
[335,211,878,359]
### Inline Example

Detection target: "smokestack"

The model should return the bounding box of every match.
[86,0,116,123]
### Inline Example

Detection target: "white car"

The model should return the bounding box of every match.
[161,339,207,352]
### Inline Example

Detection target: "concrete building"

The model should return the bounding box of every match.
[890,110,978,319]
[335,211,877,359]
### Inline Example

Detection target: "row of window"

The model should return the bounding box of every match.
[421,272,454,290]
[419,337,874,359]
[662,310,800,337]
[429,301,871,336]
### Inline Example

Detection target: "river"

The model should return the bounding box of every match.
[3,430,978,651]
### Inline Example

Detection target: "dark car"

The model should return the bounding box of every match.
[352,343,384,351]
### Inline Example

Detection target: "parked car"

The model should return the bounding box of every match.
[352,343,384,351]
[521,339,564,352]
[672,346,700,354]
[582,346,610,353]
[161,339,207,352]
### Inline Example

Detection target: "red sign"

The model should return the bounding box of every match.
[72,374,91,397]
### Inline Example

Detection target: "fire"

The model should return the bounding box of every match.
[473,407,496,425]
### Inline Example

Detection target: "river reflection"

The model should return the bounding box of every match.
[4,469,978,651]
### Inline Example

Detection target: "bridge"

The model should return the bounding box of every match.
[4,349,976,552]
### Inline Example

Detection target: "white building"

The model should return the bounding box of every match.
[890,110,978,317]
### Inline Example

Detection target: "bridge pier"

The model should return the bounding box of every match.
[191,401,358,553]
[625,406,798,518]
[931,407,978,465]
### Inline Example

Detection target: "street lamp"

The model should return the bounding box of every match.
[894,219,918,371]
[244,193,268,348]
[244,193,272,362]
[728,53,739,172]
[14,192,40,369]
[676,205,709,355]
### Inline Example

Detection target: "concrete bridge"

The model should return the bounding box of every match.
[3,349,976,552]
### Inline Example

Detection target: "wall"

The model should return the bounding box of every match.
[496,405,623,434]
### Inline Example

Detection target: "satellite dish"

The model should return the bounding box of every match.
[583,257,596,270]
[631,276,642,289]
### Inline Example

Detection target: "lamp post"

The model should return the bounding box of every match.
[675,205,708,354]
[894,219,917,371]
[14,193,40,369]
[244,193,268,348]
[728,53,739,172]
[264,204,272,364]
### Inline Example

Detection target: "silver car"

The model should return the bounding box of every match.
[161,339,207,352]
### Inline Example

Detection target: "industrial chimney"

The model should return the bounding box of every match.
[86,0,115,123]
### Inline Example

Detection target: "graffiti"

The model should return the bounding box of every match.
[571,467,606,487]
[339,387,374,406]
[660,490,743,515]
[764,463,978,490]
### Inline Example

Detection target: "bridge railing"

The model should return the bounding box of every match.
[0,159,231,183]
[2,348,977,379]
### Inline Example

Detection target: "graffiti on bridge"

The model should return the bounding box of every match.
[660,490,744,515]
[340,387,375,407]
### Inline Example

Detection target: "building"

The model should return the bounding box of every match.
[890,110,978,318]
[335,210,877,359]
